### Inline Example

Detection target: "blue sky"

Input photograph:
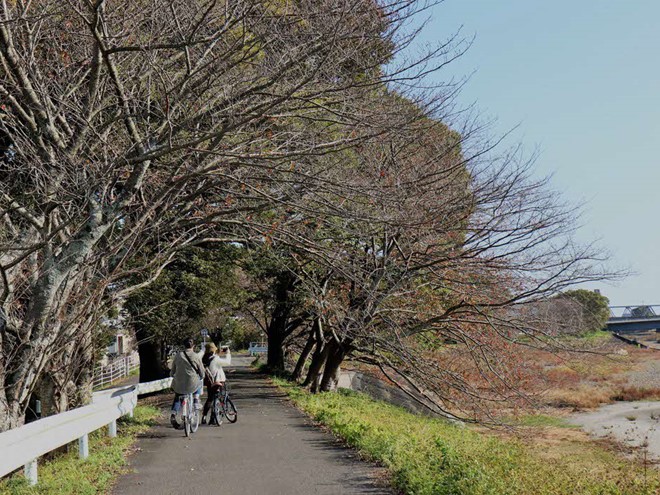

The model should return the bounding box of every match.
[413,1,660,306]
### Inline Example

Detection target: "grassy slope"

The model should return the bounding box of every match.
[0,406,159,495]
[276,380,660,495]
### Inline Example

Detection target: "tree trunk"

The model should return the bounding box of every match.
[5,296,98,428]
[72,331,94,407]
[0,248,99,429]
[0,398,22,431]
[303,340,330,392]
[319,338,348,392]
[0,332,60,430]
[291,326,317,382]
[266,314,288,372]
[35,327,94,416]
[33,372,66,417]
[266,271,300,373]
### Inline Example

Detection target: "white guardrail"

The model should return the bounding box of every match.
[92,352,140,389]
[0,377,172,486]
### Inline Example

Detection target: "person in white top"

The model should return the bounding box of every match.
[201,342,231,424]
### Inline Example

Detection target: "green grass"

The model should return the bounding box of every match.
[251,356,291,377]
[577,330,613,344]
[275,379,660,495]
[249,356,267,374]
[0,406,160,495]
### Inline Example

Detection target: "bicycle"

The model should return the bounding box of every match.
[209,383,237,426]
[170,392,200,437]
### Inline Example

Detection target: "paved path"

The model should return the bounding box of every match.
[113,356,390,495]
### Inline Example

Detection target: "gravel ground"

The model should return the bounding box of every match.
[621,358,660,389]
[570,347,660,460]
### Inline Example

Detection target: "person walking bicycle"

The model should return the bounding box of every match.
[201,343,231,424]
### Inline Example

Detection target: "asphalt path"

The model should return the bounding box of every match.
[112,355,390,495]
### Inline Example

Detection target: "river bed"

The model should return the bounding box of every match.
[569,401,660,460]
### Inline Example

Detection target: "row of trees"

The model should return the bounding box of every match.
[0,0,615,429]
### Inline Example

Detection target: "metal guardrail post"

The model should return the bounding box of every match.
[79,433,89,459]
[108,420,117,438]
[24,459,37,486]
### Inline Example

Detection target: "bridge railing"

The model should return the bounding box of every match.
[0,377,172,486]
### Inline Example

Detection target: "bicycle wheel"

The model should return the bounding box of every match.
[211,397,222,426]
[190,407,200,433]
[182,399,191,437]
[223,397,237,423]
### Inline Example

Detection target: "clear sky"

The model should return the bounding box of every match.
[413,1,660,306]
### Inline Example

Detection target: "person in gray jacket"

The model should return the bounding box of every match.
[170,337,205,424]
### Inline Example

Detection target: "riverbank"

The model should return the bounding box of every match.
[276,378,660,495]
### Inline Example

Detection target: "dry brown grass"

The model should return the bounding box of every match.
[542,382,660,410]
[347,335,659,416]
[545,385,614,409]
[544,365,580,388]
[610,385,660,402]
[527,337,660,411]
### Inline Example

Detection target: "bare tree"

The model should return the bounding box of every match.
[0,0,618,430]
[272,107,619,420]
[0,0,437,429]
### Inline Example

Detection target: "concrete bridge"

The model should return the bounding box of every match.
[606,305,660,333]
[606,305,660,349]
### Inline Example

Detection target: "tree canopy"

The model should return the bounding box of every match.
[559,289,610,334]
[0,0,618,429]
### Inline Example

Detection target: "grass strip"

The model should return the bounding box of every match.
[275,379,660,495]
[0,405,159,495]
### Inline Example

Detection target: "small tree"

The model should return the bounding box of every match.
[241,248,313,372]
[559,290,610,334]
